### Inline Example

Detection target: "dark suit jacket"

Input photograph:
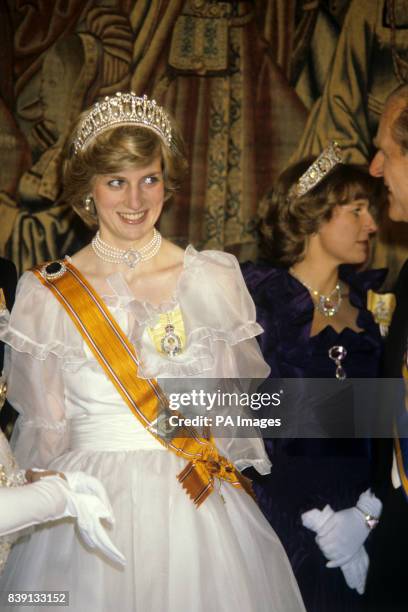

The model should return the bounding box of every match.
[383,260,408,377]
[0,257,18,432]
[373,259,408,498]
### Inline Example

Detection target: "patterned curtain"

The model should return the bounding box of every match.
[0,0,309,271]
[292,0,408,287]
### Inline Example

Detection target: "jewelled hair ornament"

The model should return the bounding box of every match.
[72,92,172,155]
[288,141,343,200]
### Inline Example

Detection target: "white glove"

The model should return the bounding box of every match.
[314,489,382,567]
[0,469,125,566]
[30,469,125,566]
[301,504,334,532]
[341,546,369,595]
[62,471,125,566]
[301,503,367,593]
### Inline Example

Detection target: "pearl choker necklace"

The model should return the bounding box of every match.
[290,272,342,317]
[92,229,162,268]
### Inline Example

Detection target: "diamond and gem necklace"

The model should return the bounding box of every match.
[290,271,342,318]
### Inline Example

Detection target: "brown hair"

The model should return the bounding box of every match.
[261,160,382,267]
[62,117,188,228]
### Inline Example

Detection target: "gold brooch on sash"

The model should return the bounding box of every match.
[148,305,186,357]
[367,290,396,338]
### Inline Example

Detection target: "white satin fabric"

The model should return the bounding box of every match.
[0,247,305,611]
[69,413,165,452]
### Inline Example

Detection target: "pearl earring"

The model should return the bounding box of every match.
[84,195,96,215]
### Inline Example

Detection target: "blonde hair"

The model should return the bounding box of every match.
[62,117,188,228]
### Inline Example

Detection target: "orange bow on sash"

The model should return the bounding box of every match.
[34,260,253,507]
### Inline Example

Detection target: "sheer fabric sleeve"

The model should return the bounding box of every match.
[6,349,68,468]
[2,272,70,468]
[189,251,272,474]
[180,248,271,379]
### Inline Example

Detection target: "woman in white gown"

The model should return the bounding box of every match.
[0,93,305,611]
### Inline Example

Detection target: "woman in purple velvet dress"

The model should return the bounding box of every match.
[243,145,387,612]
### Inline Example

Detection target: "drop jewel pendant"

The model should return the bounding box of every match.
[328,345,348,380]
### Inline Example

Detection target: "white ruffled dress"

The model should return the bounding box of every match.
[0,247,305,612]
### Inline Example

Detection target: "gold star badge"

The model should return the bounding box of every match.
[0,289,6,312]
[367,290,396,337]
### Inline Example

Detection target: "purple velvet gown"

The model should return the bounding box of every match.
[242,263,385,612]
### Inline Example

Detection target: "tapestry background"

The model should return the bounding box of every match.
[1,0,408,287]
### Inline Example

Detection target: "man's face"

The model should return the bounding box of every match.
[370,99,408,222]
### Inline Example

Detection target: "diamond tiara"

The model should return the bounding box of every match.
[288,141,343,200]
[72,92,173,155]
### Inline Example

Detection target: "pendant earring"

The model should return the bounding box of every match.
[84,195,96,215]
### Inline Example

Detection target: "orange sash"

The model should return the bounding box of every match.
[34,260,253,507]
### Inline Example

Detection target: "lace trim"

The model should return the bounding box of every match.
[0,537,13,575]
[0,434,26,575]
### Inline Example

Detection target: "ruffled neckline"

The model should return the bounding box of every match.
[101,245,262,377]
[242,263,386,377]
[242,262,386,342]
[3,247,265,380]
[242,262,387,339]
[68,244,199,319]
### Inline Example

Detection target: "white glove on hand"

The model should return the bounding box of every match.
[314,489,382,567]
[341,546,369,595]
[301,490,382,595]
[301,504,335,532]
[62,471,125,566]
